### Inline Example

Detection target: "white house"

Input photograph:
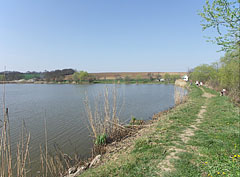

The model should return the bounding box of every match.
[182,75,188,81]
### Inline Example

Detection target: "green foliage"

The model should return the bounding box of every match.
[170,74,181,81]
[130,116,136,124]
[190,64,217,83]
[95,134,107,145]
[163,73,180,83]
[130,116,143,125]
[124,75,131,82]
[0,75,4,81]
[218,49,239,90]
[199,0,240,51]
[136,75,141,81]
[73,71,89,83]
[163,73,171,81]
[190,49,239,102]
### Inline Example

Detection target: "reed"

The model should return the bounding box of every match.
[84,86,127,148]
[39,120,82,177]
[39,145,73,177]
[0,71,31,177]
[0,105,13,177]
[16,122,31,177]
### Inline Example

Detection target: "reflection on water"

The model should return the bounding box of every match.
[0,83,185,173]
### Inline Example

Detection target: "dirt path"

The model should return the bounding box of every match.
[159,88,215,174]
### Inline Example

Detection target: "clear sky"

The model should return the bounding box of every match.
[0,0,224,72]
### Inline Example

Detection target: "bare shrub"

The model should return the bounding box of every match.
[228,88,240,105]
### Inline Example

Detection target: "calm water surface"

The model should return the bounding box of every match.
[0,84,186,171]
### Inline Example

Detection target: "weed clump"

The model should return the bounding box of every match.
[84,87,132,154]
[130,116,144,125]
[95,134,107,145]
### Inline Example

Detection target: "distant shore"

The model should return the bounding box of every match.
[0,79,188,86]
[0,80,179,85]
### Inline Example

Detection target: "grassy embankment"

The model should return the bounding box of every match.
[80,85,240,177]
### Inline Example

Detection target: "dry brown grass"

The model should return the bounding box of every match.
[84,87,121,140]
[0,76,31,177]
[174,86,187,105]
[38,119,83,177]
[39,144,79,177]
[84,86,132,154]
[228,88,240,105]
[175,79,187,87]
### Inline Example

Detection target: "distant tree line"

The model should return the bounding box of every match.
[163,73,181,82]
[44,69,75,82]
[0,70,182,84]
[0,71,25,81]
[0,69,75,82]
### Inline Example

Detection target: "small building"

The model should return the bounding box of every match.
[182,75,188,81]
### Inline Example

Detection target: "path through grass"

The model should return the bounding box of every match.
[79,86,239,177]
[167,87,240,177]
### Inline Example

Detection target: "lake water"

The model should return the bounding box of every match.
[0,83,186,173]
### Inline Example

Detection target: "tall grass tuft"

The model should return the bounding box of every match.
[84,86,126,148]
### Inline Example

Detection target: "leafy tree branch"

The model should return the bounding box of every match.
[199,0,240,51]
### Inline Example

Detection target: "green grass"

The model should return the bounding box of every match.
[202,86,219,95]
[79,86,239,177]
[169,87,240,177]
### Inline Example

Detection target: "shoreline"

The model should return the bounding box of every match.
[0,81,173,85]
[64,88,189,177]
[77,86,239,177]
[0,80,179,85]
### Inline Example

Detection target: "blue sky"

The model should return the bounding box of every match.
[0,0,224,72]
